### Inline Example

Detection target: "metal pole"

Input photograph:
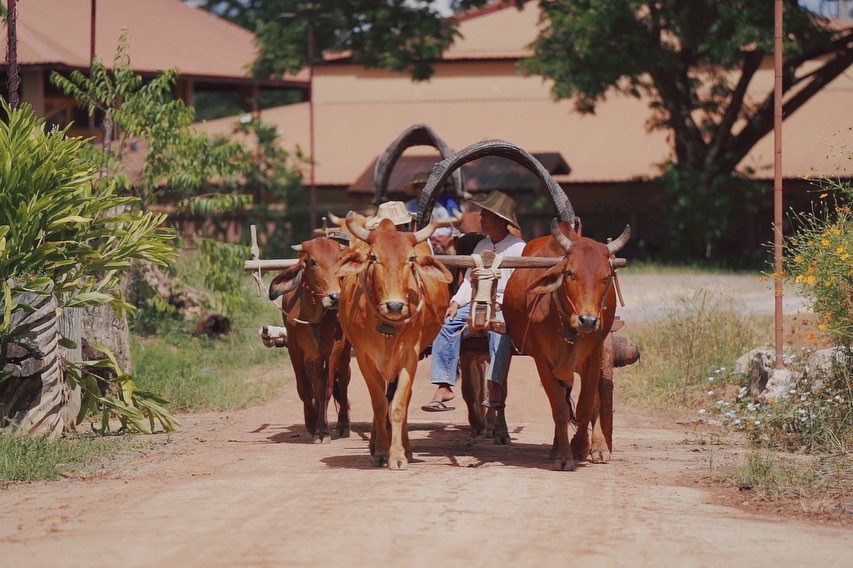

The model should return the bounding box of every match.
[6,0,20,108]
[773,0,784,368]
[307,15,318,231]
[88,0,97,135]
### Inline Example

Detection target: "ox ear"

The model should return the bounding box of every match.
[414,255,454,284]
[527,265,564,295]
[334,249,368,277]
[269,264,304,301]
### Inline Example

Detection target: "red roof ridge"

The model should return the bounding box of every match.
[454,1,517,23]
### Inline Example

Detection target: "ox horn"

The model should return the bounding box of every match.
[291,244,304,252]
[551,219,573,252]
[412,222,437,244]
[606,225,631,255]
[346,211,372,243]
[327,211,343,226]
[417,139,575,228]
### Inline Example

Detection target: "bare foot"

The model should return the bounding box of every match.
[431,384,454,403]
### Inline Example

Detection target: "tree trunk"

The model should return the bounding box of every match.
[0,289,81,437]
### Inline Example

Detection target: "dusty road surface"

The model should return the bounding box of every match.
[1,272,849,567]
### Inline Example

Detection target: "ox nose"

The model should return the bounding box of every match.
[577,315,599,331]
[385,301,405,314]
[328,293,339,307]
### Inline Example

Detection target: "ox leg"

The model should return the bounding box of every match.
[309,360,331,444]
[485,330,512,445]
[487,379,510,445]
[387,356,417,470]
[357,354,390,466]
[331,338,352,438]
[572,351,605,462]
[597,335,615,453]
[290,352,318,437]
[534,358,575,471]
[460,350,486,438]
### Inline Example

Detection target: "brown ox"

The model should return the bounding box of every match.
[269,237,352,443]
[504,220,630,470]
[335,214,452,469]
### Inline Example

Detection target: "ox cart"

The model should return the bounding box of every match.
[244,125,639,462]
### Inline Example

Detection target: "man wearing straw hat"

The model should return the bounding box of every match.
[422,191,525,411]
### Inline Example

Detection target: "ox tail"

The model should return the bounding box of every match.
[332,376,349,411]
[565,386,578,427]
[385,377,399,404]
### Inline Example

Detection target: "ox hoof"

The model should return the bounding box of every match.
[371,454,389,467]
[336,426,351,438]
[387,457,408,471]
[492,432,510,445]
[552,457,577,472]
[589,448,611,464]
[313,434,331,444]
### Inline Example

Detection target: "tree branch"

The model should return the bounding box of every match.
[707,49,764,166]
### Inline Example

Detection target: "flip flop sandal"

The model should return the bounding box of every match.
[421,400,455,412]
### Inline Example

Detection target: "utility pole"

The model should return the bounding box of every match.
[773,0,784,368]
[6,0,19,108]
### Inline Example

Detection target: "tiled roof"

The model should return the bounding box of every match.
[1,0,307,84]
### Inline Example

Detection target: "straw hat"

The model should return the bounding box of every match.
[473,191,520,229]
[365,201,415,229]
[402,171,430,196]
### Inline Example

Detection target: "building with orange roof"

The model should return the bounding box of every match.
[1,0,307,137]
[195,2,852,253]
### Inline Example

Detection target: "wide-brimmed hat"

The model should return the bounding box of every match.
[473,191,520,229]
[365,201,415,229]
[402,171,430,196]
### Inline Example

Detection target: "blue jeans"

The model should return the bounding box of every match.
[430,304,513,386]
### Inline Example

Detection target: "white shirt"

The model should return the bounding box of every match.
[451,233,526,307]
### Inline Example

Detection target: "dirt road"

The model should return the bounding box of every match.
[1,272,849,567]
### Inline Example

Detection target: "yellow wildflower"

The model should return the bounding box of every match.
[842,254,850,261]
[806,275,816,284]
[818,323,828,330]
[837,246,845,254]
[821,239,830,246]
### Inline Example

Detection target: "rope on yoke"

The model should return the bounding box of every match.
[469,252,504,331]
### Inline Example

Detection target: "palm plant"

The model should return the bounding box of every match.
[0,100,178,435]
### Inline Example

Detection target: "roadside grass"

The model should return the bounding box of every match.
[131,285,290,412]
[618,288,769,408]
[718,451,852,521]
[0,434,134,484]
[617,285,852,522]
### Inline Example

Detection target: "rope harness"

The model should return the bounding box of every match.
[468,252,504,331]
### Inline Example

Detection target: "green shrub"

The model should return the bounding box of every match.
[786,178,853,345]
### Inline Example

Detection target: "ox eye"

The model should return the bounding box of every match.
[564,270,574,280]
[408,254,417,262]
[369,253,378,262]
[307,259,317,268]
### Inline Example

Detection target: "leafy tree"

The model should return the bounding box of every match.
[194,0,491,80]
[51,32,250,211]
[198,0,853,262]
[520,1,853,259]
